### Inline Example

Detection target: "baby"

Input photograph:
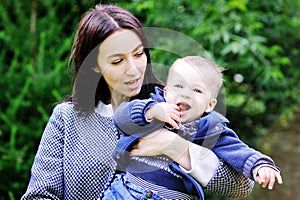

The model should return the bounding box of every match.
[113,56,282,199]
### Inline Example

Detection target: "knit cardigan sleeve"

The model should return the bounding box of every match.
[113,99,164,136]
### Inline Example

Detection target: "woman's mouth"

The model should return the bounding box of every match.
[124,78,141,90]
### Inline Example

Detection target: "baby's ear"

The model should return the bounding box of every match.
[205,99,217,113]
[163,87,167,96]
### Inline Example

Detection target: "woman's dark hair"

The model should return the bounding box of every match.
[67,4,163,112]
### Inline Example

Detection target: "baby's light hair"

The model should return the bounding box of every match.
[173,56,224,99]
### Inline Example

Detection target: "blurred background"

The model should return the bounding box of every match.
[0,0,299,199]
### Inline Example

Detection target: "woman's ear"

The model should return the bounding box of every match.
[205,99,217,113]
[92,66,101,73]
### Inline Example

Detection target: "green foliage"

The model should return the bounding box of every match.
[121,0,300,145]
[0,0,299,199]
[0,0,97,199]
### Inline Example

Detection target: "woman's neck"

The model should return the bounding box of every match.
[110,92,130,111]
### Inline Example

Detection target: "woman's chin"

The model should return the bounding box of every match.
[129,88,142,98]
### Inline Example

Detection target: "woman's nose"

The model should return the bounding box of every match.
[126,58,138,75]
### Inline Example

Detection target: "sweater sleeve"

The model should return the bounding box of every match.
[21,104,65,200]
[204,159,254,199]
[180,143,219,187]
[180,143,254,198]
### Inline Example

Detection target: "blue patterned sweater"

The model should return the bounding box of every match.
[21,100,254,199]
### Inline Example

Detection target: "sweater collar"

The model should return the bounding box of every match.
[94,101,113,117]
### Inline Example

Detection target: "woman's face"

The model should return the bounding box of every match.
[97,29,147,100]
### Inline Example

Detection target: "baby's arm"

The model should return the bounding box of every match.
[254,165,283,189]
[145,102,181,129]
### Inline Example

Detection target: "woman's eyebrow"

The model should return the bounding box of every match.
[108,44,143,58]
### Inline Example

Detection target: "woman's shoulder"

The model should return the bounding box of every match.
[52,101,101,121]
[53,101,75,112]
[50,101,77,120]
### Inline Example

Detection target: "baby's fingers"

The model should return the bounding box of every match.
[276,172,283,184]
[267,171,276,190]
[168,119,179,129]
[267,170,283,190]
[256,168,266,185]
[257,167,283,190]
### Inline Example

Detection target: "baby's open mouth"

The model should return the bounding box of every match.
[177,102,190,111]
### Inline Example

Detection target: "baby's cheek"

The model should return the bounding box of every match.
[195,104,205,115]
[165,93,177,104]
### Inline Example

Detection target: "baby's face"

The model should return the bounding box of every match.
[164,60,216,123]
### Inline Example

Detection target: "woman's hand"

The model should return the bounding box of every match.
[130,128,191,170]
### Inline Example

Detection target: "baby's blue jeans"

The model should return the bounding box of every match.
[102,173,164,200]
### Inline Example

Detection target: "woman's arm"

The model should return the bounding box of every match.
[116,101,254,198]
[204,159,254,198]
[131,129,254,198]
[21,104,65,200]
[130,129,219,186]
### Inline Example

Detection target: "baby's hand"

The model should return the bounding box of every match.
[146,102,181,129]
[255,166,283,190]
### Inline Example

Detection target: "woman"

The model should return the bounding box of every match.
[22,4,253,199]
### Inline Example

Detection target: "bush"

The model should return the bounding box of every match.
[0,0,96,198]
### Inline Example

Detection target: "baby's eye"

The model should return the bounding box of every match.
[111,58,123,65]
[174,84,183,88]
[193,89,202,93]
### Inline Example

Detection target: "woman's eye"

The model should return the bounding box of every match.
[112,58,123,65]
[135,51,144,57]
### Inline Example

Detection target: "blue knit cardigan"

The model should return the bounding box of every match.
[113,87,277,198]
